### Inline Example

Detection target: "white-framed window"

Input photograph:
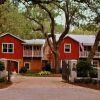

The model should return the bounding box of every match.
[64,44,71,53]
[2,43,14,53]
[24,62,30,70]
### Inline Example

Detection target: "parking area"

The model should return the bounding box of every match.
[0,75,100,100]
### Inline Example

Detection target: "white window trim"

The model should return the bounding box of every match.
[24,62,30,70]
[64,43,71,53]
[2,43,14,53]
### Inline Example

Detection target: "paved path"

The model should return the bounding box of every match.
[0,75,100,100]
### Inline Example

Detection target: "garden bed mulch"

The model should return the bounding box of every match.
[0,82,12,89]
[72,83,100,91]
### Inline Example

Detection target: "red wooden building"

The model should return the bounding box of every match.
[0,33,45,73]
[0,33,100,73]
[43,34,100,71]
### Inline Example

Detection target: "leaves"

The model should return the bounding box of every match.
[0,1,33,39]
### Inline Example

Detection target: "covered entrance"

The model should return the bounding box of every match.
[0,58,19,73]
[6,61,18,73]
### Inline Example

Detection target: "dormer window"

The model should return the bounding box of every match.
[2,43,14,53]
[64,44,71,53]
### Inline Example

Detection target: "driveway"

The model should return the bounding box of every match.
[0,75,100,100]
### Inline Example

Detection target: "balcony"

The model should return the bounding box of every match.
[33,50,42,57]
[80,51,100,58]
[23,50,42,57]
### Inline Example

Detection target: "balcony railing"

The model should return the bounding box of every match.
[23,50,32,57]
[80,51,100,58]
[33,51,42,57]
[23,50,42,57]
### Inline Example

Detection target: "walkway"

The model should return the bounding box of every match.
[0,75,100,100]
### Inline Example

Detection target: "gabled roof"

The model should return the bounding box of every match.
[55,33,96,45]
[0,33,45,45]
[0,33,25,42]
[66,34,96,45]
[24,39,45,45]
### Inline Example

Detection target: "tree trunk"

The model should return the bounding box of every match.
[88,30,100,61]
[54,47,60,73]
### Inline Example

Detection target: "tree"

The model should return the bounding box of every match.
[16,0,99,72]
[85,1,100,60]
[16,0,99,73]
[71,27,96,35]
[0,1,34,39]
[0,0,6,5]
[75,0,100,61]
[71,0,100,61]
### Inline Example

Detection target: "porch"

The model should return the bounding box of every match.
[23,45,43,57]
[79,51,100,58]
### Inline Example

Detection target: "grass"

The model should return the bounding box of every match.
[21,71,61,77]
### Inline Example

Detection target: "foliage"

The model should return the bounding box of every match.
[42,62,51,71]
[74,77,92,84]
[0,77,7,83]
[23,70,39,76]
[0,61,5,71]
[11,0,100,72]
[38,71,51,76]
[0,1,34,39]
[0,0,6,5]
[72,27,97,35]
[89,68,98,78]
[19,67,27,74]
[77,60,92,77]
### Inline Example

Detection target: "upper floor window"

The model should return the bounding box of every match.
[64,44,71,53]
[2,43,14,53]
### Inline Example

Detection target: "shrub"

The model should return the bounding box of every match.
[77,60,92,77]
[19,67,27,74]
[89,68,98,78]
[38,71,51,76]
[0,61,5,71]
[0,77,7,83]
[42,63,51,71]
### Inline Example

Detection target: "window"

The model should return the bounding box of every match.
[24,62,30,70]
[64,44,71,53]
[2,43,14,53]
[93,60,99,67]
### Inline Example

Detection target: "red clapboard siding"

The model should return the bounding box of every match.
[0,34,24,59]
[59,37,79,60]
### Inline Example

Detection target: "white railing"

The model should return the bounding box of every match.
[33,50,42,57]
[23,50,42,57]
[80,51,100,58]
[23,50,32,57]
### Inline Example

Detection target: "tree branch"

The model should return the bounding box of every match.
[57,2,70,45]
[38,4,57,51]
[88,30,100,60]
[45,33,55,54]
